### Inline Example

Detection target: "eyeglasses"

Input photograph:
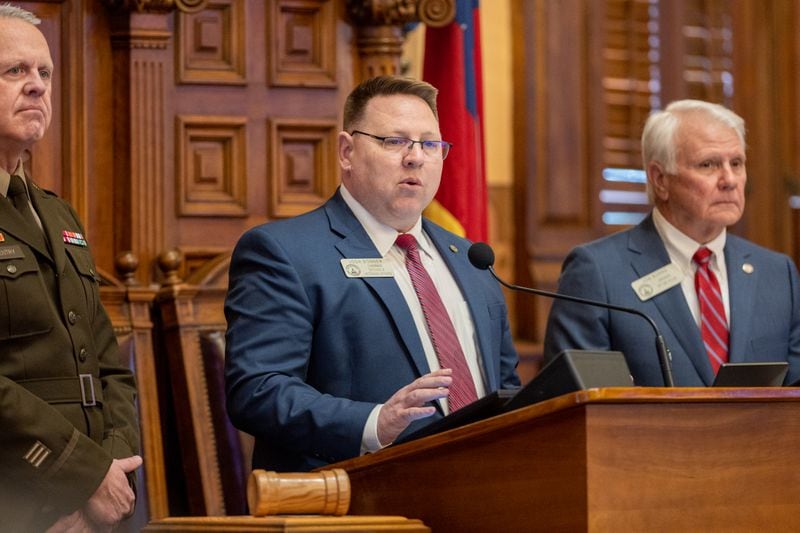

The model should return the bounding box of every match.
[351,130,452,160]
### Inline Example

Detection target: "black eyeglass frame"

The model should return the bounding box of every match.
[350,130,453,160]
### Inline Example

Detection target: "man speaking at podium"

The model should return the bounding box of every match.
[225,76,520,472]
[544,100,800,387]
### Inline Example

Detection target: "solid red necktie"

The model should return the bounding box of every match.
[396,233,478,411]
[693,247,729,374]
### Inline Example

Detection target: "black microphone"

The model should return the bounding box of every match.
[468,242,674,387]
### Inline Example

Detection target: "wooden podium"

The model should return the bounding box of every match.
[332,388,800,531]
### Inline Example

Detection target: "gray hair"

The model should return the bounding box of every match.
[641,99,745,201]
[0,3,41,24]
[642,99,745,174]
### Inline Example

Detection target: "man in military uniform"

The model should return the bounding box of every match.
[0,4,141,531]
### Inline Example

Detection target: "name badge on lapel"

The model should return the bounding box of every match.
[340,258,394,278]
[631,263,682,301]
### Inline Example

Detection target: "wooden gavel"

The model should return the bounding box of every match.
[247,468,351,516]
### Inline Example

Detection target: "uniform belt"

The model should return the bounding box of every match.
[18,375,103,407]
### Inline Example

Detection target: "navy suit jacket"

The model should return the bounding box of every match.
[543,214,800,386]
[224,190,520,472]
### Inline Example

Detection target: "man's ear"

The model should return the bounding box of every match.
[648,161,669,201]
[338,131,354,172]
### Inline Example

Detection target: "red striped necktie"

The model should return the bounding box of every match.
[692,247,729,374]
[395,233,478,411]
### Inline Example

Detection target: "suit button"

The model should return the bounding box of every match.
[6,264,16,274]
[78,348,88,362]
[68,310,78,324]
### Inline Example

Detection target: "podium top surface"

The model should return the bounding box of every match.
[332,387,800,472]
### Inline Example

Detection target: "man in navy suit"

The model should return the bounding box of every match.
[225,76,520,472]
[544,100,800,387]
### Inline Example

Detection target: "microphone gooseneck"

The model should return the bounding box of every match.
[468,242,674,387]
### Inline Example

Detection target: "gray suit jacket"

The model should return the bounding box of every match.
[543,214,800,386]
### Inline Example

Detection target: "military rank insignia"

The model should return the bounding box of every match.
[0,233,4,242]
[62,230,87,247]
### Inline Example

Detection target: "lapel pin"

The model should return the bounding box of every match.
[449,244,458,253]
[742,263,754,274]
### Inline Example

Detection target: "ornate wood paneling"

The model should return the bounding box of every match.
[177,0,246,84]
[269,0,337,87]
[176,115,248,217]
[104,0,209,12]
[102,0,361,283]
[22,0,438,284]
[176,245,232,281]
[268,118,338,218]
[345,0,455,79]
[110,12,171,284]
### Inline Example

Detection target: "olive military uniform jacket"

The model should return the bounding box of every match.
[0,176,139,530]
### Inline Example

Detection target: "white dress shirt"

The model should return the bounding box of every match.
[339,185,486,451]
[651,207,730,326]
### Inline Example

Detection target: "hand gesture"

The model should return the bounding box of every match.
[377,368,452,445]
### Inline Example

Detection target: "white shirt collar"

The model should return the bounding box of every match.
[339,184,429,257]
[652,207,727,271]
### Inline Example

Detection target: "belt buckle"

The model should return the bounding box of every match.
[79,374,96,407]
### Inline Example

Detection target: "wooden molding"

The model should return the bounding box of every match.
[143,515,429,532]
[110,29,172,50]
[346,0,455,26]
[110,13,171,285]
[175,115,248,218]
[268,118,339,219]
[103,0,210,14]
[269,0,337,87]
[174,246,232,284]
[99,255,169,520]
[177,0,247,84]
[345,0,455,80]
